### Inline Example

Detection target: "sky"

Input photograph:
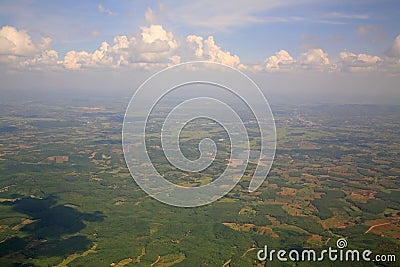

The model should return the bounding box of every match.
[0,0,400,104]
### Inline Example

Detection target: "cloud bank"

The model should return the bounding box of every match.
[0,24,399,74]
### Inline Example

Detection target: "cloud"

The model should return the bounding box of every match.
[385,34,400,58]
[357,25,385,41]
[20,49,60,69]
[1,23,399,75]
[162,2,374,31]
[63,50,91,70]
[62,38,125,70]
[144,7,155,24]
[137,25,179,66]
[0,25,56,68]
[313,12,370,25]
[1,24,240,70]
[297,48,330,70]
[265,50,295,71]
[0,25,51,57]
[91,29,102,36]
[237,62,264,73]
[186,35,203,58]
[165,0,300,32]
[186,35,240,67]
[300,34,318,42]
[203,36,240,66]
[140,25,177,48]
[325,12,369,20]
[300,34,344,43]
[382,35,400,73]
[61,24,180,70]
[339,51,382,72]
[97,4,117,16]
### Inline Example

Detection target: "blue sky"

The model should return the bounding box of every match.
[1,1,399,57]
[0,0,399,103]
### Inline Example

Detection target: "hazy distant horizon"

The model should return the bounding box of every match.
[1,69,399,105]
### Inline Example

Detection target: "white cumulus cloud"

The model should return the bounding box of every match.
[203,36,240,67]
[63,51,91,70]
[2,23,399,75]
[140,25,177,49]
[0,25,52,58]
[20,49,60,69]
[298,48,330,70]
[186,35,204,58]
[0,25,57,69]
[61,24,180,70]
[265,50,295,71]
[186,35,240,67]
[339,51,382,72]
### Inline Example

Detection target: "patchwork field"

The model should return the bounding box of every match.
[0,96,399,266]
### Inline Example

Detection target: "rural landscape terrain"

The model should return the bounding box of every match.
[1,0,399,266]
[0,93,399,266]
